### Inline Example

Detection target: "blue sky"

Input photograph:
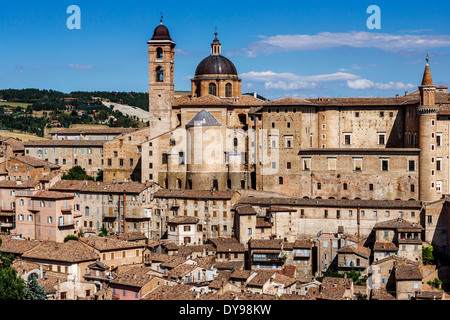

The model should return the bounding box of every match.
[1,0,450,99]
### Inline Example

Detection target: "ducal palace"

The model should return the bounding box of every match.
[111,20,449,258]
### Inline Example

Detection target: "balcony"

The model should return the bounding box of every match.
[61,206,73,214]
[57,217,74,229]
[294,250,311,258]
[1,222,13,228]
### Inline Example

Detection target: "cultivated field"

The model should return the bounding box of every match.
[0,130,49,141]
[0,102,32,108]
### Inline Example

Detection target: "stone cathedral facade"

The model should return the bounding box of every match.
[135,21,450,255]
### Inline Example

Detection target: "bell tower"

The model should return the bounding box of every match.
[147,16,175,138]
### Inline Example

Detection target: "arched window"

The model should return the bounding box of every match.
[227,179,232,189]
[212,179,219,190]
[233,138,238,147]
[156,67,164,82]
[85,206,90,216]
[225,83,232,97]
[209,83,217,96]
[156,47,163,59]
[177,179,182,189]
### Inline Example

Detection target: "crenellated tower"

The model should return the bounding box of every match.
[418,54,438,202]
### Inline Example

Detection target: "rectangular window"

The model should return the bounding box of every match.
[408,160,416,171]
[437,158,442,171]
[353,158,363,171]
[381,159,389,171]
[344,134,351,145]
[378,133,386,145]
[437,133,442,147]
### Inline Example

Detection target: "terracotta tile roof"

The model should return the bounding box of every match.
[374,218,423,232]
[249,239,283,250]
[167,263,197,279]
[0,180,40,189]
[371,255,418,267]
[141,284,195,300]
[208,270,233,289]
[373,241,399,252]
[172,95,192,107]
[38,272,69,294]
[215,260,244,271]
[194,255,216,269]
[219,291,274,300]
[233,94,265,106]
[421,64,434,86]
[79,235,145,251]
[31,190,75,200]
[371,288,397,300]
[160,256,187,269]
[318,277,354,300]
[21,240,99,263]
[11,155,60,169]
[150,253,171,263]
[177,244,215,257]
[306,96,420,107]
[256,217,272,228]
[395,265,422,281]
[415,290,444,300]
[81,181,149,194]
[293,240,313,248]
[209,237,245,252]
[24,140,105,147]
[230,270,253,281]
[233,204,256,215]
[271,273,296,287]
[263,97,315,106]
[177,95,231,106]
[110,266,157,288]
[168,216,199,225]
[154,189,235,200]
[247,270,276,288]
[113,232,148,242]
[0,235,42,255]
[49,180,92,192]
[338,244,371,259]
[3,138,24,151]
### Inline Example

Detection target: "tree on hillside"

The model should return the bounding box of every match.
[62,166,94,181]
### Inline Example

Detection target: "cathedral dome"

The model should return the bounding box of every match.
[195,55,238,76]
[151,24,172,41]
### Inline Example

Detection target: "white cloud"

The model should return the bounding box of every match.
[346,79,416,90]
[175,49,195,56]
[240,70,361,91]
[68,64,94,70]
[244,31,450,57]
